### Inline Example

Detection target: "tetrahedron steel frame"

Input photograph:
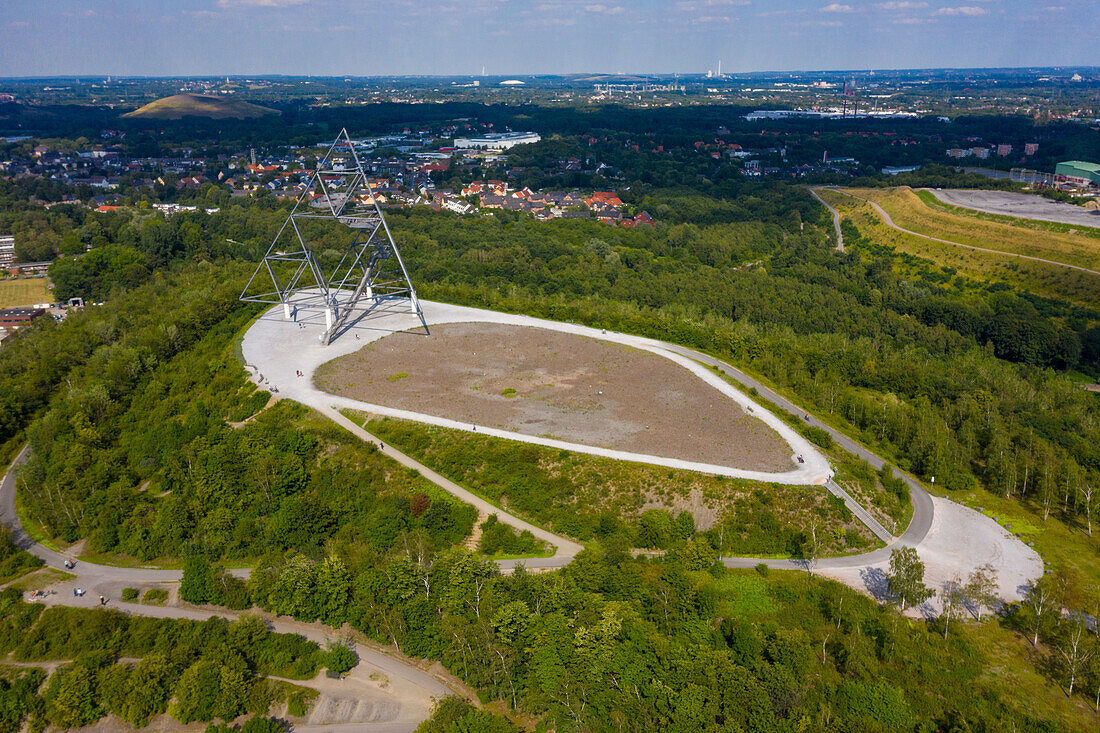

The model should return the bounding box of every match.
[240,128,423,344]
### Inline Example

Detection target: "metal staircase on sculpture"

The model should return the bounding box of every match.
[240,128,423,344]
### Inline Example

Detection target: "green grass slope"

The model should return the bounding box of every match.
[122,93,278,120]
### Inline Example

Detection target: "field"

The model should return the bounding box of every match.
[361,414,879,557]
[855,187,1100,270]
[122,93,279,120]
[317,322,792,471]
[0,277,51,308]
[817,187,1100,305]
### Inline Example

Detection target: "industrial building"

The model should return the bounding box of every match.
[1055,161,1100,187]
[0,307,47,332]
[453,132,541,150]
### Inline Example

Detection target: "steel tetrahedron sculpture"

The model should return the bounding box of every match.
[240,128,423,344]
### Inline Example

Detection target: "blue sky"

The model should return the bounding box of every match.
[0,1,1095,77]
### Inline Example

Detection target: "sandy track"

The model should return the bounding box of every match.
[316,322,792,472]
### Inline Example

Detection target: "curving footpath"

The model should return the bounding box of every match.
[808,187,845,252]
[821,187,1100,277]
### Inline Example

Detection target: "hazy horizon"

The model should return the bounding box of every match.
[1,1,1096,78]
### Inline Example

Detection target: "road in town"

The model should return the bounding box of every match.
[823,187,1100,277]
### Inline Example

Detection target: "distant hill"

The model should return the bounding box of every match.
[122,93,279,120]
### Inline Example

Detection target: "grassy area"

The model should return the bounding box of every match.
[852,187,1100,270]
[74,550,186,569]
[358,412,879,557]
[8,568,74,591]
[818,188,1100,305]
[0,278,51,308]
[967,620,1100,730]
[952,485,1100,612]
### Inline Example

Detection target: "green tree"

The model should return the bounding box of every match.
[181,555,216,605]
[172,659,221,723]
[121,653,174,726]
[326,644,358,677]
[885,547,933,611]
[46,664,101,729]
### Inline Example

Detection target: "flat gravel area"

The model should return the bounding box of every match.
[317,322,792,471]
[930,189,1100,229]
[818,496,1042,617]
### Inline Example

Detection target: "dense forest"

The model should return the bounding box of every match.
[0,588,335,731]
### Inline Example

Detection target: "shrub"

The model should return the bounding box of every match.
[286,692,308,718]
[325,644,357,677]
[121,588,138,602]
[142,589,168,605]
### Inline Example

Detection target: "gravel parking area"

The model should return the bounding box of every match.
[316,322,793,471]
[930,189,1100,229]
[818,496,1043,617]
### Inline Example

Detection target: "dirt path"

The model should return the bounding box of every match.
[809,187,845,252]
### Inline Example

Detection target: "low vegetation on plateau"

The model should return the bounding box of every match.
[817,187,1100,305]
[852,186,1100,271]
[364,415,880,557]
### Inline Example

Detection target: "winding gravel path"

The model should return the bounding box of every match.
[809,187,845,252]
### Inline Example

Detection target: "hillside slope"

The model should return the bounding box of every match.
[122,93,278,120]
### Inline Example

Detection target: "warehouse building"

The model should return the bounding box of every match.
[0,307,47,332]
[1055,161,1100,187]
[453,132,541,150]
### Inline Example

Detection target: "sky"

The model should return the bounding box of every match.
[0,0,1096,77]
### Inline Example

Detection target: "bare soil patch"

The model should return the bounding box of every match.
[317,322,792,471]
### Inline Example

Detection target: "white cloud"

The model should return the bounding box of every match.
[933,6,988,15]
[821,3,854,11]
[675,0,750,10]
[584,4,625,13]
[874,2,928,9]
[218,0,310,8]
